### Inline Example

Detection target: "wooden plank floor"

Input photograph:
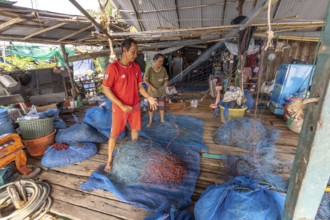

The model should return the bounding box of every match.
[31,97,299,220]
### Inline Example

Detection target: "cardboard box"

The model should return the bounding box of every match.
[167,102,187,110]
[36,103,57,112]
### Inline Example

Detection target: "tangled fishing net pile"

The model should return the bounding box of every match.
[214,118,288,191]
[214,117,278,150]
[110,139,187,186]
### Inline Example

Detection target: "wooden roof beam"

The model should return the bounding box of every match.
[0,35,80,45]
[0,11,44,24]
[0,17,26,32]
[58,25,93,42]
[23,22,68,40]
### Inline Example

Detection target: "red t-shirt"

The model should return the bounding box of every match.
[102,60,142,111]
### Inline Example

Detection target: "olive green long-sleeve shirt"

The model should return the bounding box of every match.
[144,66,168,97]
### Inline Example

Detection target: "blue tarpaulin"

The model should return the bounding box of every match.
[194,175,285,220]
[80,115,207,215]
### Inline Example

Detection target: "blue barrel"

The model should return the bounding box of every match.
[0,109,14,136]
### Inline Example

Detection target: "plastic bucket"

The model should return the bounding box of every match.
[0,109,14,136]
[22,130,56,156]
[219,105,247,123]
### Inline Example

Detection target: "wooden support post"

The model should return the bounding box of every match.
[282,2,330,219]
[62,76,68,98]
[238,54,245,90]
[60,44,76,99]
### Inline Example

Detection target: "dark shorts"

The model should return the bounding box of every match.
[149,96,165,112]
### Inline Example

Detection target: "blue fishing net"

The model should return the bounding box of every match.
[316,191,330,220]
[36,108,60,118]
[54,118,66,129]
[110,140,187,186]
[194,175,285,220]
[214,118,286,191]
[214,118,278,150]
[55,123,107,143]
[244,89,254,110]
[227,155,287,191]
[83,105,126,139]
[80,115,207,215]
[41,142,97,168]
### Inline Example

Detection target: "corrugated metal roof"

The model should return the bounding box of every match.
[112,0,141,31]
[274,0,328,20]
[201,0,225,27]
[223,1,239,25]
[178,0,202,28]
[115,0,328,30]
[139,0,178,30]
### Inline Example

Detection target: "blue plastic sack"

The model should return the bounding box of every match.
[194,175,285,220]
[83,105,126,139]
[145,207,194,220]
[41,142,97,168]
[37,108,60,119]
[316,191,330,220]
[56,123,107,143]
[244,89,254,109]
[54,119,66,129]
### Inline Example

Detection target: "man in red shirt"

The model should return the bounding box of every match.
[102,38,157,172]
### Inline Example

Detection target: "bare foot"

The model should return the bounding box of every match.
[147,122,152,128]
[160,120,165,123]
[104,163,112,173]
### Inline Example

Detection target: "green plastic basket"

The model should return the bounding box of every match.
[18,117,54,140]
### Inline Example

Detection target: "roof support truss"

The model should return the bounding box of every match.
[0,17,26,32]
[23,22,68,40]
[58,25,93,42]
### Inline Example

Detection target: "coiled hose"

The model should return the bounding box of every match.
[0,180,52,220]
